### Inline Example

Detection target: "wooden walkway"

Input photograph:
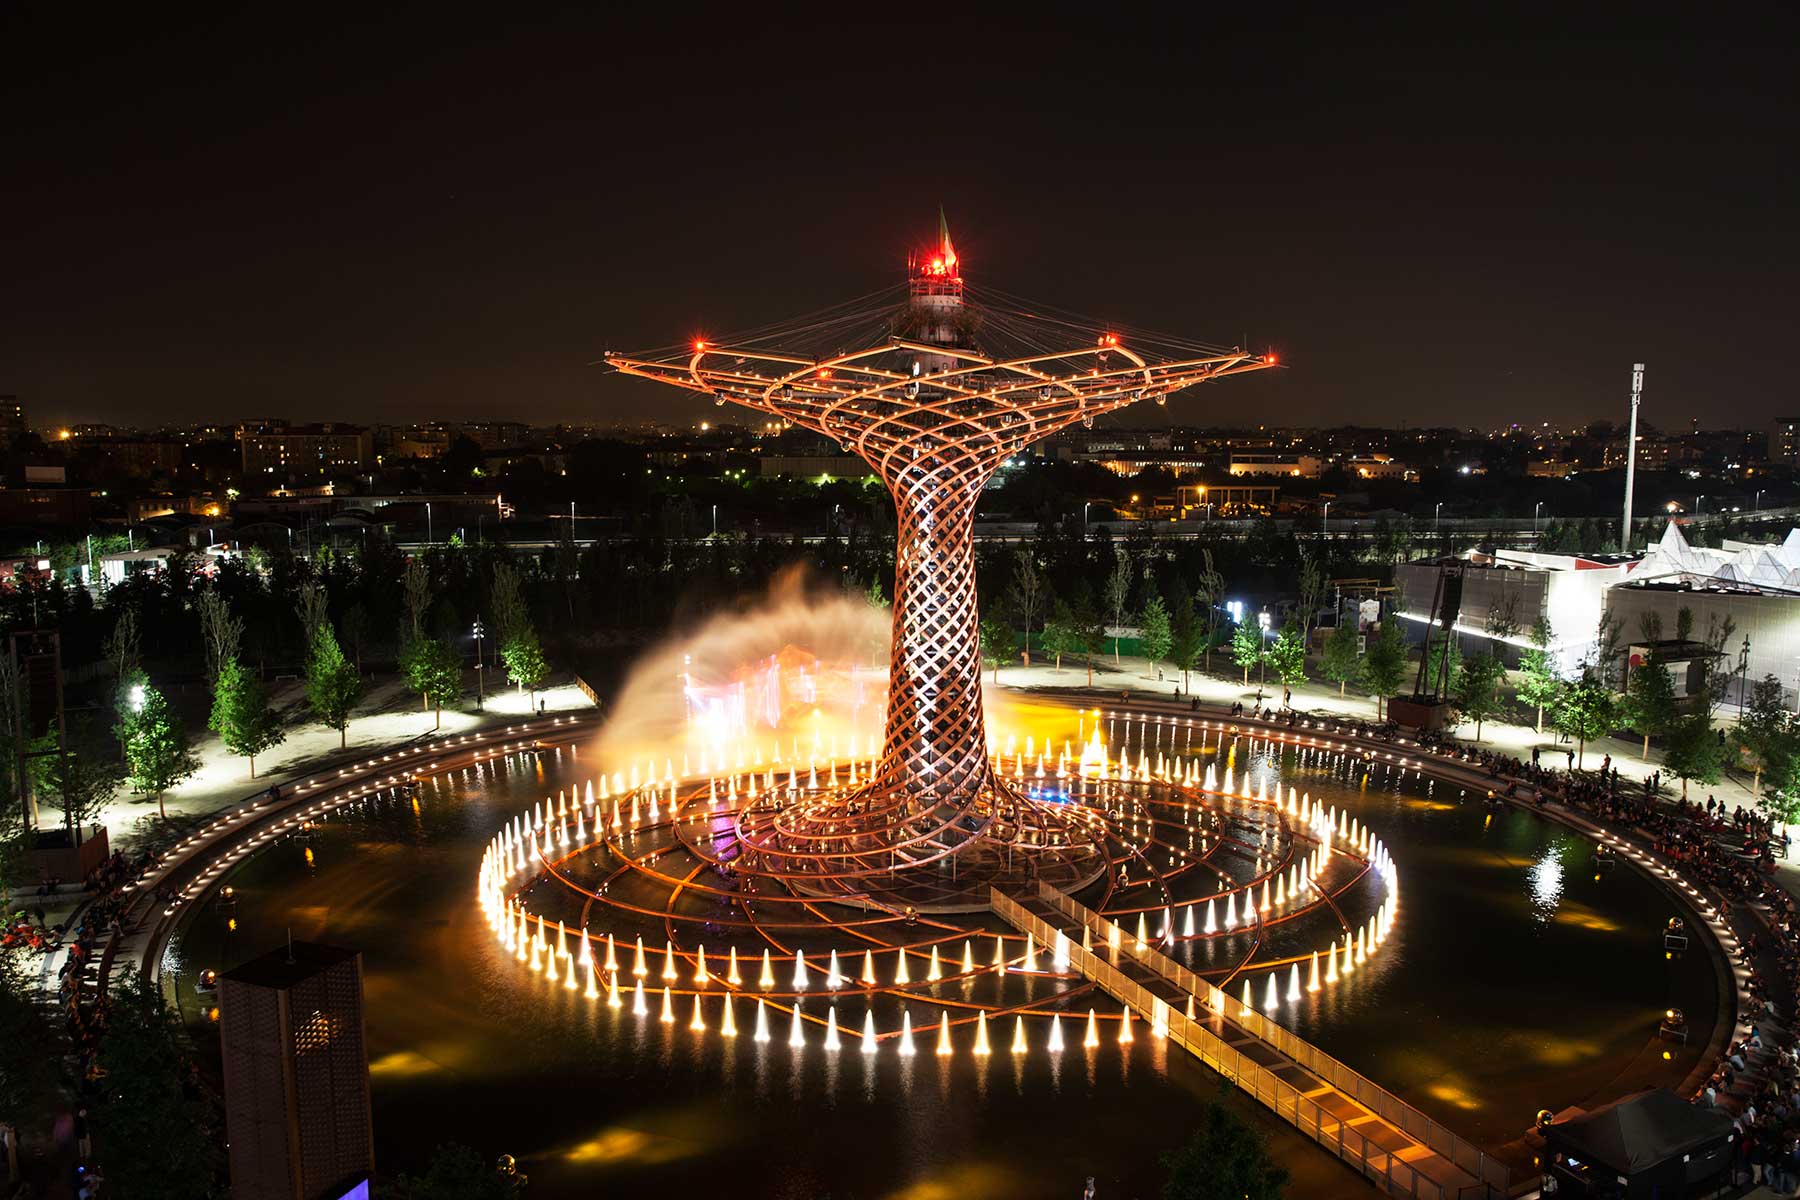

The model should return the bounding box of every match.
[992,884,1507,1200]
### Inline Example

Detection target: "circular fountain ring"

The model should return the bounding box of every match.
[476,722,1402,1053]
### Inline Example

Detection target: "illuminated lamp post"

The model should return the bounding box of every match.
[472,618,486,711]
[1256,609,1272,701]
[606,216,1274,903]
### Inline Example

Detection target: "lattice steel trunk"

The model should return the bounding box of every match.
[875,456,995,808]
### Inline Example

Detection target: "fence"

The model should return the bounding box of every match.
[995,885,1508,1199]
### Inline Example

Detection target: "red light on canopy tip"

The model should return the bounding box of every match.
[693,340,707,352]
[1265,352,1277,364]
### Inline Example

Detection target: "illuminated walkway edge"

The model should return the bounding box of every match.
[992,882,1507,1200]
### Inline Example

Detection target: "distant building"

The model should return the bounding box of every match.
[0,396,24,445]
[1227,451,1322,479]
[1603,523,1800,708]
[241,425,373,476]
[219,942,373,1200]
[1174,482,1278,515]
[1771,418,1800,466]
[78,436,186,479]
[0,485,91,527]
[387,428,452,459]
[1394,548,1640,672]
[1345,455,1416,482]
[130,494,226,522]
[458,420,528,450]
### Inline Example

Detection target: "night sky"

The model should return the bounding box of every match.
[4,8,1797,432]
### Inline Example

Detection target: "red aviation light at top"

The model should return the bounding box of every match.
[911,209,962,289]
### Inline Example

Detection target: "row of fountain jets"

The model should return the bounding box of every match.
[472,749,1402,1052]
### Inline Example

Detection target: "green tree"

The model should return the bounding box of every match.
[1041,601,1078,671]
[1160,1098,1289,1200]
[195,589,242,687]
[1515,615,1560,734]
[209,658,286,778]
[1076,597,1107,687]
[1662,712,1724,798]
[305,622,363,749]
[492,562,550,704]
[1169,587,1203,691]
[1007,549,1046,667]
[341,600,372,676]
[122,681,200,820]
[501,626,549,700]
[979,616,1019,682]
[1229,622,1264,687]
[1321,620,1362,697]
[41,716,124,841]
[1622,659,1679,759]
[1138,588,1173,673]
[1297,552,1328,638]
[403,556,432,643]
[389,1142,523,1200]
[1267,622,1307,689]
[1761,755,1800,831]
[411,635,463,729]
[1452,651,1506,742]
[1362,619,1408,721]
[90,976,223,1198]
[0,947,60,1150]
[1193,548,1225,673]
[1550,669,1618,769]
[1735,674,1796,804]
[1104,549,1132,664]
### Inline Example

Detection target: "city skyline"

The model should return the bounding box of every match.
[4,10,1797,431]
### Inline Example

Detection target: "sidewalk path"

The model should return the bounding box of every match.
[998,653,1788,890]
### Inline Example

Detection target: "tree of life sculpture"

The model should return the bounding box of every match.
[607,221,1274,907]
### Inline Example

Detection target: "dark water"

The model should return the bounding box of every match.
[166,739,1719,1200]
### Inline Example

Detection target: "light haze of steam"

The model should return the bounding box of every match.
[589,566,1093,775]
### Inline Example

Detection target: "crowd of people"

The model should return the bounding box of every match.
[1283,706,1800,1190]
[4,845,164,1198]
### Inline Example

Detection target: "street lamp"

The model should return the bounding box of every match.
[711,504,718,538]
[1755,489,1766,514]
[1256,609,1272,700]
[1322,500,1331,539]
[472,618,486,711]
[425,501,433,545]
[1083,501,1093,535]
[1696,495,1705,517]
[1534,501,1544,535]
[1433,502,1442,533]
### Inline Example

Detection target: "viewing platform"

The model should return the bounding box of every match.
[991,883,1509,1200]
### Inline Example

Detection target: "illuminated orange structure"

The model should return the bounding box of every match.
[608,219,1273,906]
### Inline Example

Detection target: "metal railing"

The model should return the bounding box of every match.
[994,886,1508,1198]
